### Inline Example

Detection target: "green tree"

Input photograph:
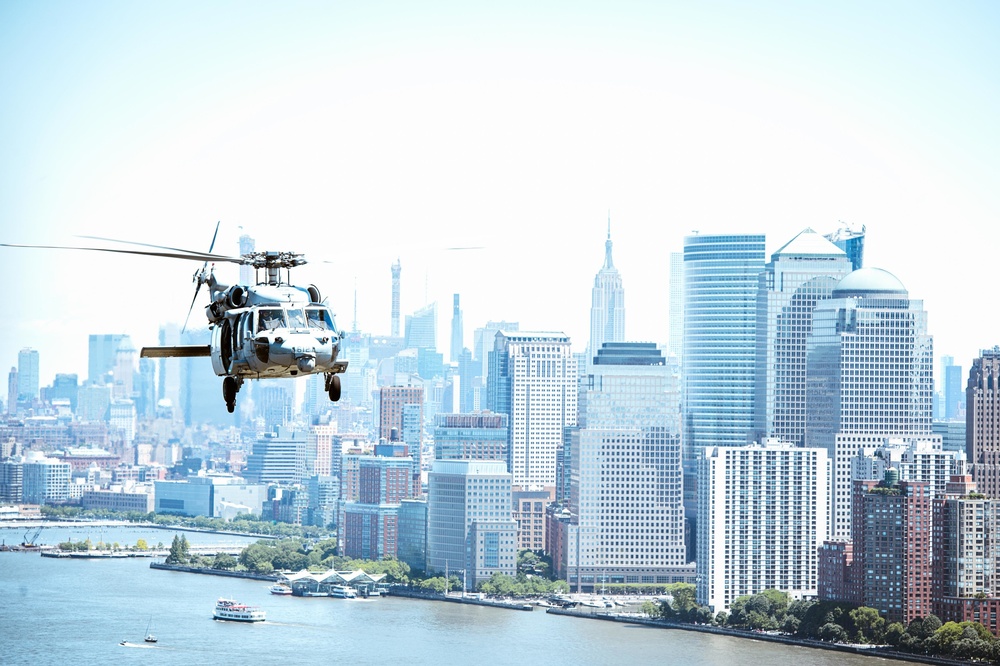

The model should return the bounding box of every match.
[848,606,885,644]
[419,577,447,593]
[212,552,238,570]
[818,622,848,643]
[884,622,906,646]
[165,535,186,564]
[135,538,148,551]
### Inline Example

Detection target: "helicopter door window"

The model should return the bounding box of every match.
[258,309,286,331]
[306,308,333,330]
[287,309,307,329]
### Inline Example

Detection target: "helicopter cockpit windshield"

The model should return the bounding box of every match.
[286,309,307,329]
[257,309,286,332]
[306,307,334,330]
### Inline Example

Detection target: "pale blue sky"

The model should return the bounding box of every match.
[2,1,998,390]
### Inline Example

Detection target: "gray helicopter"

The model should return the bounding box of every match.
[2,227,347,413]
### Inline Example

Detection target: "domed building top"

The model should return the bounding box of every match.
[832,267,907,298]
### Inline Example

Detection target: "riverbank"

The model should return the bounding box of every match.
[150,562,280,581]
[389,586,533,611]
[545,607,973,666]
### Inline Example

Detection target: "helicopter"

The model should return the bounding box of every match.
[2,227,347,413]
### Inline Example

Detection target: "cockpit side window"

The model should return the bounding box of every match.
[306,308,334,330]
[257,308,286,331]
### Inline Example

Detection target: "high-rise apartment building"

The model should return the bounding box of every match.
[934,474,1000,634]
[587,223,625,361]
[379,385,424,495]
[805,267,933,539]
[967,347,1000,498]
[852,477,933,624]
[683,233,766,453]
[753,228,852,445]
[339,453,417,560]
[486,331,577,490]
[21,452,72,504]
[566,343,688,591]
[17,348,39,402]
[697,441,830,613]
[426,460,517,587]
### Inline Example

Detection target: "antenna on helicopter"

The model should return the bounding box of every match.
[182,221,221,333]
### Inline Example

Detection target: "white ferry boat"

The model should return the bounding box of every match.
[329,585,357,599]
[268,584,293,595]
[213,598,266,622]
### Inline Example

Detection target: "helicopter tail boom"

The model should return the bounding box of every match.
[140,345,212,358]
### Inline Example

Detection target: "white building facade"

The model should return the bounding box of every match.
[697,441,830,613]
[486,332,577,490]
[567,342,689,591]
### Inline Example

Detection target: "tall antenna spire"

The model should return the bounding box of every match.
[353,277,358,333]
[604,210,614,269]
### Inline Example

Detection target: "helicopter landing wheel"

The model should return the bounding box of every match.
[223,376,237,413]
[328,374,341,402]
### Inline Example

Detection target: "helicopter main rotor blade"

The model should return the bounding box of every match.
[1,242,243,264]
[74,233,242,263]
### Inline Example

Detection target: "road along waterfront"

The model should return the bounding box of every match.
[0,524,916,666]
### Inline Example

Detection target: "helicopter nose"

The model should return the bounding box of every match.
[297,355,316,373]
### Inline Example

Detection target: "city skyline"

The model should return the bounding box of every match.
[3,2,999,391]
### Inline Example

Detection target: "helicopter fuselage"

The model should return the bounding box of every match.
[210,283,346,380]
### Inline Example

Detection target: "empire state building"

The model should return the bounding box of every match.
[588,220,625,361]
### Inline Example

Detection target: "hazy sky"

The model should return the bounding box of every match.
[2,1,998,396]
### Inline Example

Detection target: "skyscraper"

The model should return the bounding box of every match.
[805,267,933,538]
[587,221,625,361]
[450,294,463,363]
[967,347,1000,498]
[239,233,255,286]
[379,385,424,496]
[566,342,688,591]
[487,331,577,490]
[934,474,1000,634]
[6,367,16,415]
[683,233,766,453]
[668,251,684,361]
[17,348,39,402]
[391,259,401,338]
[823,222,865,271]
[405,303,436,351]
[852,477,933,624]
[942,355,964,420]
[753,228,852,445]
[88,334,126,386]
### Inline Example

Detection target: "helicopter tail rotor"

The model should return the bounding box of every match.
[181,221,221,334]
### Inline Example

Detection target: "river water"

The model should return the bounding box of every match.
[0,525,909,666]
